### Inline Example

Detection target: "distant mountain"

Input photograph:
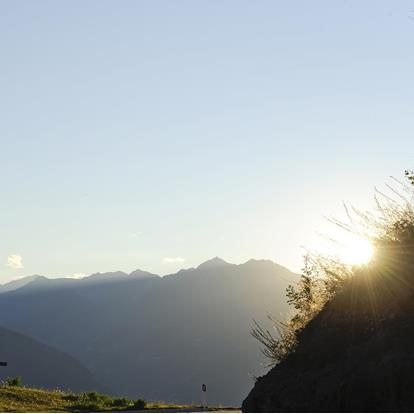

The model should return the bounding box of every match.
[0,326,105,393]
[0,258,298,406]
[79,270,158,285]
[0,275,45,294]
[196,256,232,269]
[0,270,159,294]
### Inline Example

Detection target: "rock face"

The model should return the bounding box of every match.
[242,268,414,412]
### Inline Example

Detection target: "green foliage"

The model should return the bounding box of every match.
[252,253,349,365]
[5,377,22,387]
[64,390,134,411]
[133,398,147,410]
[112,397,132,407]
[84,391,104,402]
[286,256,320,329]
[253,169,414,366]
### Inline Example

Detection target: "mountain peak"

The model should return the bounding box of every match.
[86,271,128,280]
[129,269,159,279]
[197,257,231,269]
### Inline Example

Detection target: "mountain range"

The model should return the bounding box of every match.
[0,258,298,406]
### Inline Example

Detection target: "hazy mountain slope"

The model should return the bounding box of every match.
[0,275,44,294]
[2,269,159,293]
[0,271,160,356]
[0,259,297,406]
[0,287,116,356]
[0,326,105,393]
[81,259,297,405]
[242,267,414,412]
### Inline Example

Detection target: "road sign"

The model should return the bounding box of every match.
[0,362,7,367]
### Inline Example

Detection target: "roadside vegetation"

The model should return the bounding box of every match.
[0,385,197,412]
[253,169,414,365]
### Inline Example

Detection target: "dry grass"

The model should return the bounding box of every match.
[0,386,197,412]
[0,386,70,412]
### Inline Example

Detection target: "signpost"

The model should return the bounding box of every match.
[0,361,7,382]
[201,384,207,410]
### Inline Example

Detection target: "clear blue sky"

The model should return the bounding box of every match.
[1,0,414,282]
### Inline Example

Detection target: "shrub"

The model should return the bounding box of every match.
[111,397,132,407]
[133,398,147,410]
[5,377,22,387]
[253,169,414,366]
[84,391,102,402]
[66,391,112,411]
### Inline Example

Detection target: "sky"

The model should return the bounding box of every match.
[1,0,414,283]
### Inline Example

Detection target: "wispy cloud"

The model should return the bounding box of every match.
[163,257,186,264]
[6,254,23,269]
[130,232,143,238]
[66,272,86,279]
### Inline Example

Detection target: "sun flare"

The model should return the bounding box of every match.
[337,235,374,265]
[314,231,374,266]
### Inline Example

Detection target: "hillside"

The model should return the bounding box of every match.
[0,258,298,406]
[0,327,104,394]
[242,263,414,412]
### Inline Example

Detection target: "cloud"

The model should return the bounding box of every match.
[162,257,186,264]
[66,272,86,279]
[6,254,23,269]
[130,232,143,238]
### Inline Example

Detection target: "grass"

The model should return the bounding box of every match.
[0,386,198,412]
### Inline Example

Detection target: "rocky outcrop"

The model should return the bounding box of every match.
[242,268,414,412]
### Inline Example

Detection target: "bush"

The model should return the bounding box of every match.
[253,169,414,366]
[65,391,134,411]
[65,391,138,411]
[5,377,22,387]
[84,391,104,402]
[66,391,112,411]
[133,398,147,410]
[72,402,101,411]
[111,397,132,407]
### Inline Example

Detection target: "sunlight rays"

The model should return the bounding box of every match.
[313,230,374,266]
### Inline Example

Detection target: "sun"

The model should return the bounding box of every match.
[314,230,374,266]
[337,235,374,265]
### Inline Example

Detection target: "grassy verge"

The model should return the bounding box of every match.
[0,385,198,412]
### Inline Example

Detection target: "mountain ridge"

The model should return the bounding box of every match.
[0,257,296,294]
[0,257,298,405]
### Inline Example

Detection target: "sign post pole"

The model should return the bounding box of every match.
[0,361,8,381]
[201,384,207,410]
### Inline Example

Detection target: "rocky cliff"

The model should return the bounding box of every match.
[242,265,414,412]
